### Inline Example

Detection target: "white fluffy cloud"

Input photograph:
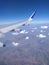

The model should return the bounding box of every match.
[36,34,46,38]
[40,26,48,29]
[12,42,19,46]
[25,36,29,40]
[12,32,19,35]
[0,42,3,47]
[20,30,28,34]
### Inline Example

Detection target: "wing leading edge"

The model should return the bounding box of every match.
[0,10,36,33]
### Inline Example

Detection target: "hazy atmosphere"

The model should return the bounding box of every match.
[0,0,49,65]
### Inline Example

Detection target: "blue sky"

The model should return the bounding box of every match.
[0,0,49,24]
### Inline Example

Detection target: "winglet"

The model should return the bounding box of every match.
[28,10,36,21]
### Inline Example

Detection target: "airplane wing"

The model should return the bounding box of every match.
[0,10,36,34]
